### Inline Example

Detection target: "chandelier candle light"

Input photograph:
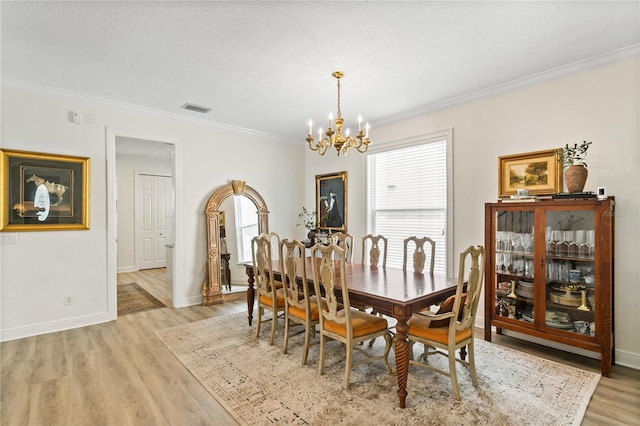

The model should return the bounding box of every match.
[306,71,371,156]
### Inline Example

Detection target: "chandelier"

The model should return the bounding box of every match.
[306,71,370,156]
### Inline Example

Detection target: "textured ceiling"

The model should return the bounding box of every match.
[2,1,639,144]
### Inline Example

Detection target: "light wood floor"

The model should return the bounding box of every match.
[2,269,638,425]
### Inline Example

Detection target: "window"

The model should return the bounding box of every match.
[234,196,259,263]
[366,131,452,275]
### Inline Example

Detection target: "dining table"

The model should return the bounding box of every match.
[244,260,459,409]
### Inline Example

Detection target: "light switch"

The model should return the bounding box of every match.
[0,233,18,244]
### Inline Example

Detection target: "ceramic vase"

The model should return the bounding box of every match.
[307,229,317,243]
[564,164,588,193]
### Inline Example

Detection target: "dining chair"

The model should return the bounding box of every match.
[361,234,388,267]
[330,232,354,262]
[280,238,321,365]
[406,245,486,400]
[312,243,392,390]
[403,236,436,274]
[252,232,286,346]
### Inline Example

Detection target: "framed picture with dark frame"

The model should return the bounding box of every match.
[498,148,562,198]
[0,149,90,231]
[316,171,347,232]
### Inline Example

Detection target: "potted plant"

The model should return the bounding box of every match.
[297,207,319,241]
[561,140,592,193]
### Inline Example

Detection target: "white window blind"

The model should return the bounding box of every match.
[234,196,259,263]
[367,139,448,274]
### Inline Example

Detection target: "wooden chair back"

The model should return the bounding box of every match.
[361,234,388,267]
[312,243,351,333]
[279,239,310,317]
[252,232,280,300]
[453,245,486,333]
[330,232,354,263]
[403,236,435,274]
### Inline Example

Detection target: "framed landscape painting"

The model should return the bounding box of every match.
[0,149,90,231]
[316,171,347,232]
[498,149,562,198]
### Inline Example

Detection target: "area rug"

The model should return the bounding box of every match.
[117,283,165,315]
[155,312,600,425]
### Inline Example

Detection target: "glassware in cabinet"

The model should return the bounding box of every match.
[493,210,535,325]
[544,209,596,337]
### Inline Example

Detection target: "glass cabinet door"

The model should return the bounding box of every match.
[494,210,535,324]
[544,210,595,336]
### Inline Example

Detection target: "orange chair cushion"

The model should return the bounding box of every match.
[323,310,388,338]
[408,313,472,344]
[259,288,285,308]
[429,293,467,328]
[288,298,322,321]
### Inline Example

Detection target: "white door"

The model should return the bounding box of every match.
[136,174,172,270]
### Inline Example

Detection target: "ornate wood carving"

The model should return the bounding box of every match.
[201,180,269,305]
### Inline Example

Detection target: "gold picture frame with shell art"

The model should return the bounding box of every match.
[0,149,90,231]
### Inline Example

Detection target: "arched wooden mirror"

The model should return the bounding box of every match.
[201,180,269,305]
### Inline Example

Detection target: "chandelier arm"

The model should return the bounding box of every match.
[307,136,330,156]
[319,136,332,155]
[355,140,370,153]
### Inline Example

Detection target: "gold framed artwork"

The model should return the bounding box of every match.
[498,148,562,198]
[316,171,347,232]
[0,149,90,231]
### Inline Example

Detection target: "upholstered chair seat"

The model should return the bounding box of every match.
[323,309,389,338]
[407,314,472,344]
[258,287,286,309]
[287,295,324,322]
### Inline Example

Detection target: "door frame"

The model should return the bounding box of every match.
[106,127,183,314]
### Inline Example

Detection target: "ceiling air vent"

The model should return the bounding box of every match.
[181,103,210,114]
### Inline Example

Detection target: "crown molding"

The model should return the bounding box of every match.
[376,44,640,127]
[0,77,298,145]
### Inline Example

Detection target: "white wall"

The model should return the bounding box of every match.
[305,59,640,369]
[0,83,304,340]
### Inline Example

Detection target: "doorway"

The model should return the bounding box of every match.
[107,128,182,316]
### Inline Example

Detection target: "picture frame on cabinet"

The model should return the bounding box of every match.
[0,149,90,231]
[498,148,562,198]
[316,171,347,232]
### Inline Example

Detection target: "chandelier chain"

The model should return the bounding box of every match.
[336,77,341,118]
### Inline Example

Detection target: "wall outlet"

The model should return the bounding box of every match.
[64,294,74,305]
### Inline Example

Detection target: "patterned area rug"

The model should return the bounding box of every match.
[117,283,165,315]
[156,312,600,425]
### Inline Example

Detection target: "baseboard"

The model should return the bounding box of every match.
[613,348,640,370]
[117,265,137,273]
[178,295,205,308]
[0,311,113,342]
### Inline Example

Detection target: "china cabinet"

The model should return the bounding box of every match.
[484,197,614,376]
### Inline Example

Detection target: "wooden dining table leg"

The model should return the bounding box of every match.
[393,311,411,409]
[245,266,255,326]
